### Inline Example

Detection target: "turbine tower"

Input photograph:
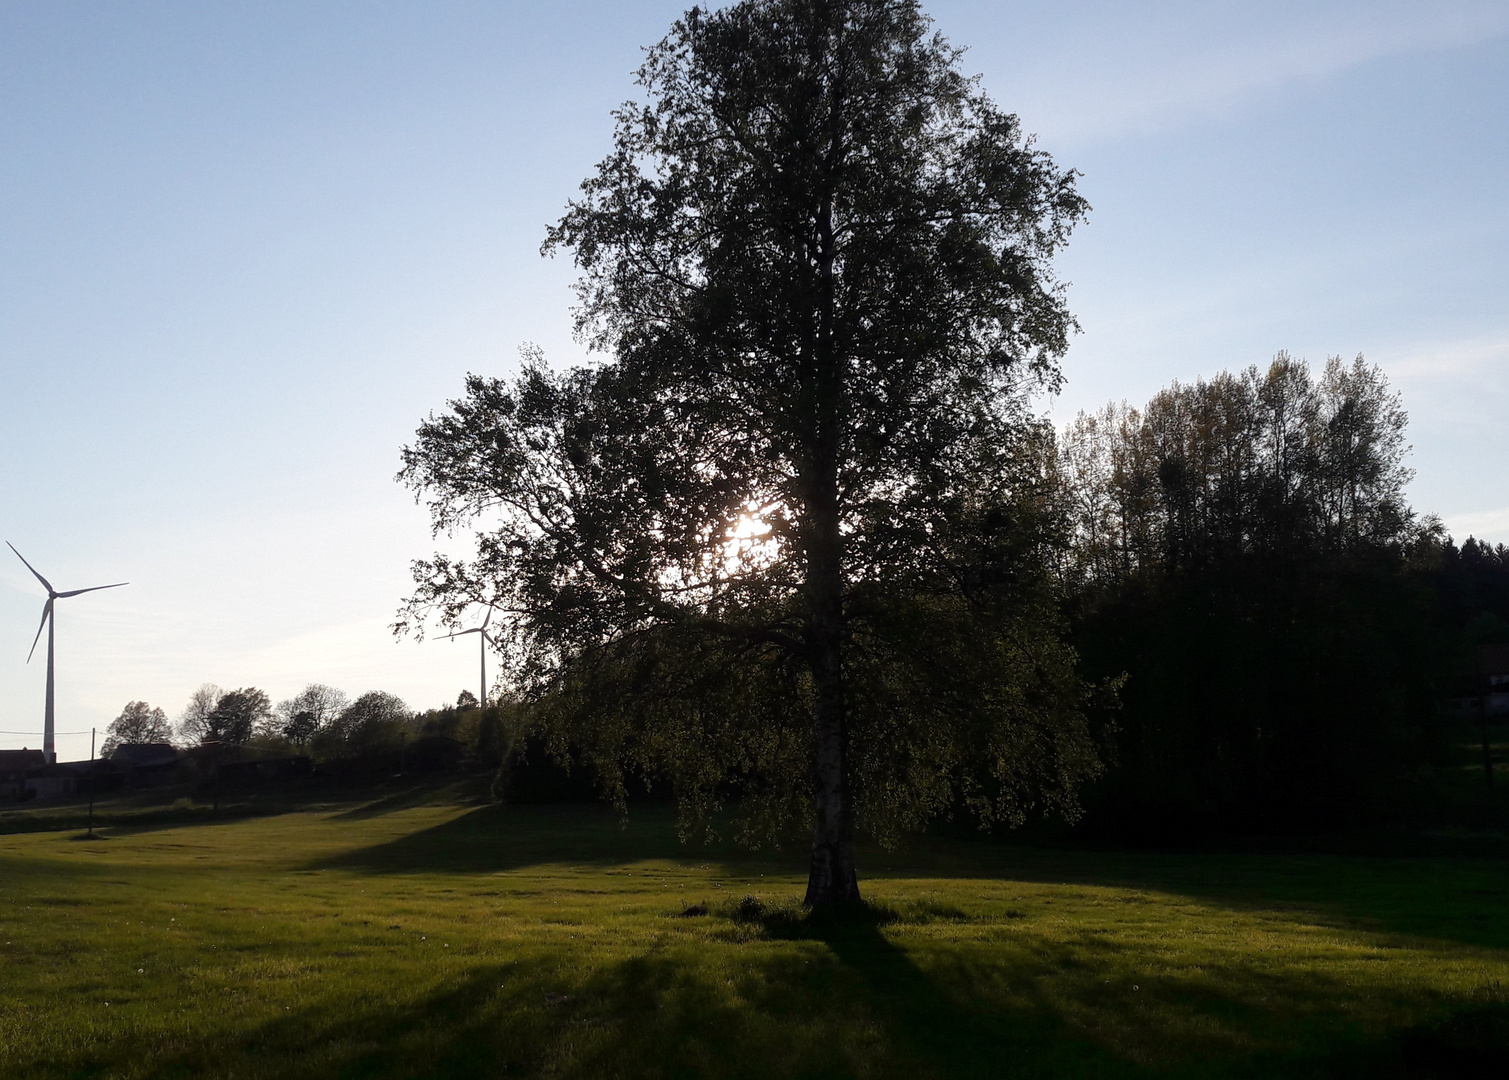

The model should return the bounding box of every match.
[8,543,127,764]
[444,607,496,709]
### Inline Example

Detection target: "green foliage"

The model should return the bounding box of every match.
[1073,553,1447,831]
[414,699,520,770]
[399,0,1099,886]
[1058,353,1417,585]
[470,705,507,768]
[100,701,172,757]
[515,444,1104,849]
[1058,357,1446,831]
[1418,537,1509,678]
[280,710,318,745]
[312,690,412,757]
[273,684,349,747]
[203,688,271,748]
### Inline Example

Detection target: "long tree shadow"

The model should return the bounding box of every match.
[108,927,1145,1080]
[795,904,1509,1079]
[115,950,862,1079]
[318,803,1509,955]
[75,905,1500,1080]
[939,842,1509,955]
[324,777,492,822]
[311,802,783,877]
[799,910,1143,1079]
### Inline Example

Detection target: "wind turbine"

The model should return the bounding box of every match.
[444,607,496,709]
[8,543,127,764]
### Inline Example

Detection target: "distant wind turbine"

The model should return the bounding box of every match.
[444,607,496,709]
[8,543,127,764]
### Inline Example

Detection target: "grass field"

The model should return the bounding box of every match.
[3,783,1509,1078]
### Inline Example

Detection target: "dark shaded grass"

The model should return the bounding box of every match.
[322,800,1509,954]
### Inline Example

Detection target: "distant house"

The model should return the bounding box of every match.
[24,762,78,801]
[110,743,187,788]
[1484,644,1509,717]
[1450,644,1509,718]
[0,749,45,801]
[111,742,179,767]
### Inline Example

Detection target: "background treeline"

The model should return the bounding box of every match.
[98,680,609,801]
[1055,353,1508,835]
[100,683,514,776]
[94,352,1509,832]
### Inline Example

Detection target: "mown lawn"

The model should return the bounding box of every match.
[2,784,1508,1078]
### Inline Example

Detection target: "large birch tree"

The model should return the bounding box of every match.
[399,0,1098,906]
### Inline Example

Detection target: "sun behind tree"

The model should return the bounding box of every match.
[400,0,1100,906]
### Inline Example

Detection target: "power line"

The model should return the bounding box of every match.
[0,728,95,735]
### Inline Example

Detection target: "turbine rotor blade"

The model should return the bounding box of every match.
[27,599,51,663]
[54,582,128,598]
[443,628,483,639]
[7,542,54,594]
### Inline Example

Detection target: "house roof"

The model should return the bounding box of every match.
[0,749,46,774]
[56,759,120,774]
[111,743,181,767]
[28,763,77,779]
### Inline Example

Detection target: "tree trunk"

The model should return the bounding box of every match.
[804,546,859,907]
[802,169,859,907]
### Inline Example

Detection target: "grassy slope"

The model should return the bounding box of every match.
[2,785,1509,1079]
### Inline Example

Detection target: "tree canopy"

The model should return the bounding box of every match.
[175,685,272,748]
[204,688,271,748]
[176,683,223,746]
[400,0,1098,905]
[1057,356,1440,832]
[1057,353,1415,585]
[275,684,350,745]
[101,701,172,757]
[322,691,413,754]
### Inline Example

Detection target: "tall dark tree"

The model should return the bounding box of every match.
[202,688,271,748]
[101,701,172,757]
[400,0,1096,905]
[177,683,224,746]
[320,691,414,754]
[1057,357,1441,832]
[1057,353,1415,584]
[274,684,350,744]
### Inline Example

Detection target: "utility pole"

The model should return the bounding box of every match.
[86,726,96,838]
[1482,692,1496,801]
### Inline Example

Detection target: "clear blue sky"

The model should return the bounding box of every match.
[3,1,1506,757]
